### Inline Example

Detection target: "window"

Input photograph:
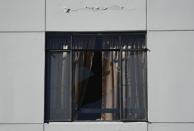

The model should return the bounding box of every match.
[45,32,147,122]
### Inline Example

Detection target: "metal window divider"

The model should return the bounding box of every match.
[70,35,73,122]
[46,48,149,52]
[119,36,123,121]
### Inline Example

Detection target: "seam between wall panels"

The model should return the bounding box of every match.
[45,0,46,31]
[149,122,194,124]
[42,0,46,125]
[146,0,148,123]
[0,123,44,124]
[0,31,45,33]
[147,30,194,31]
[146,33,149,122]
[146,0,148,31]
[43,32,46,124]
[147,122,149,131]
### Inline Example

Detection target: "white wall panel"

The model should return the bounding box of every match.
[0,33,45,123]
[148,0,194,30]
[148,31,194,122]
[0,124,43,131]
[149,123,194,131]
[0,0,45,31]
[45,122,147,131]
[46,0,146,31]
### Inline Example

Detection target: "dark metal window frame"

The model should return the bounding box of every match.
[45,32,148,122]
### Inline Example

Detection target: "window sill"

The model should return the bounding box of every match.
[44,122,148,131]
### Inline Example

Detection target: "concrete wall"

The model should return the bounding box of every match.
[0,0,194,131]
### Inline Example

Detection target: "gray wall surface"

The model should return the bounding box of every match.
[0,0,194,131]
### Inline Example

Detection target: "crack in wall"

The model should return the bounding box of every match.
[63,0,135,13]
[64,5,135,13]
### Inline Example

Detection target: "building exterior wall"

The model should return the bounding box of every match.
[0,0,194,131]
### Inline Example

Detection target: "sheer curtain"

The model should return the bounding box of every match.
[101,51,119,120]
[121,38,147,120]
[101,36,120,120]
[45,37,71,121]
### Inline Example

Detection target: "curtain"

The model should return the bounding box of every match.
[72,36,120,120]
[73,51,120,120]
[46,51,71,121]
[46,34,147,121]
[45,37,71,121]
[72,37,96,120]
[73,51,94,108]
[101,51,119,120]
[121,38,147,120]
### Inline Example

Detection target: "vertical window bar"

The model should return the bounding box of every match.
[70,35,73,121]
[71,35,76,121]
[145,33,148,121]
[119,36,123,121]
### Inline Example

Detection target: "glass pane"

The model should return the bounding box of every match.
[121,51,147,121]
[46,33,71,50]
[45,52,71,121]
[73,35,120,49]
[72,51,120,121]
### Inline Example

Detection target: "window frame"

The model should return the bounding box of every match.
[45,32,148,122]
